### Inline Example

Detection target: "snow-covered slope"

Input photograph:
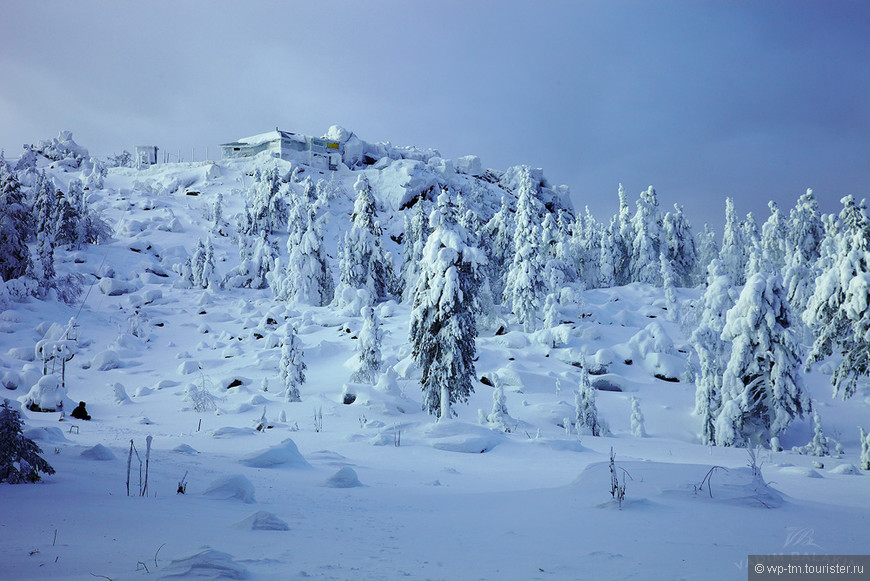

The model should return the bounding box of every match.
[0,133,867,581]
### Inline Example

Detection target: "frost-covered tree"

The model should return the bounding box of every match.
[482,195,515,300]
[401,198,431,302]
[484,377,512,433]
[630,396,647,438]
[629,186,663,285]
[760,201,788,272]
[280,326,306,402]
[226,231,277,289]
[241,169,288,236]
[804,218,870,399]
[598,220,617,288]
[660,252,679,321]
[0,400,55,483]
[787,189,825,266]
[691,260,734,445]
[792,410,832,457]
[200,238,219,290]
[334,174,398,305]
[719,272,810,446]
[0,163,32,280]
[504,168,546,331]
[663,204,696,287]
[279,206,333,306]
[351,306,383,384]
[719,198,748,286]
[694,224,719,285]
[409,191,485,419]
[613,184,633,285]
[575,356,605,437]
[859,427,870,471]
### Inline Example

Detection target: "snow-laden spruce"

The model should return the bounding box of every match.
[575,356,606,437]
[275,197,333,306]
[804,195,870,399]
[629,186,663,286]
[280,326,306,403]
[409,190,485,419]
[717,272,810,447]
[351,306,383,384]
[503,167,546,332]
[334,174,398,307]
[0,399,56,483]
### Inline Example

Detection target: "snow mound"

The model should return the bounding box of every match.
[211,427,257,438]
[173,444,199,455]
[322,466,364,488]
[778,466,823,478]
[91,350,121,371]
[98,277,140,296]
[829,464,862,475]
[80,444,116,461]
[233,511,289,531]
[240,438,311,469]
[159,547,248,579]
[23,426,68,443]
[202,475,256,503]
[421,421,505,454]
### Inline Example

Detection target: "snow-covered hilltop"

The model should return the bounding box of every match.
[0,129,868,580]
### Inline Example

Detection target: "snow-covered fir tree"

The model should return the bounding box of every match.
[481,195,516,300]
[760,201,788,272]
[662,203,696,287]
[504,168,546,332]
[691,259,734,445]
[0,400,56,483]
[225,231,277,289]
[629,186,663,285]
[351,306,383,384]
[241,168,289,236]
[719,272,810,446]
[792,410,832,457]
[484,377,512,433]
[694,223,719,285]
[630,396,647,438]
[787,188,825,267]
[859,427,870,471]
[804,204,870,399]
[614,183,633,285]
[279,326,306,403]
[660,252,679,321]
[719,197,748,286]
[0,162,32,280]
[575,356,605,436]
[409,190,485,419]
[334,173,398,305]
[278,206,333,306]
[401,197,431,302]
[598,219,617,288]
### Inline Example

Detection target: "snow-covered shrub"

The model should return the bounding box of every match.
[351,306,383,384]
[21,375,70,413]
[793,410,842,457]
[280,327,306,402]
[859,427,870,471]
[0,399,56,483]
[630,396,647,438]
[36,131,88,166]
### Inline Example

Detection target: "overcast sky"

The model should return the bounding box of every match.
[2,1,867,229]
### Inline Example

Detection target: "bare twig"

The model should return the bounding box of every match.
[89,573,113,581]
[136,561,149,573]
[154,543,166,568]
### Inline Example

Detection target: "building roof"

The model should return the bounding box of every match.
[220,129,306,148]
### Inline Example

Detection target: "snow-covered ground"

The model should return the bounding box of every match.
[1,139,868,581]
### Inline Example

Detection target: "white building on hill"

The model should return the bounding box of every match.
[220,128,340,170]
